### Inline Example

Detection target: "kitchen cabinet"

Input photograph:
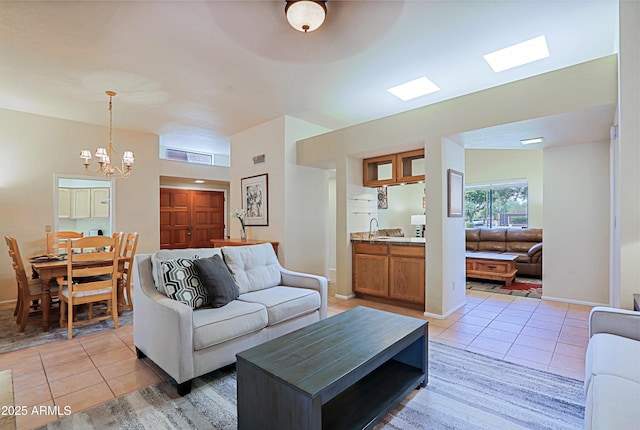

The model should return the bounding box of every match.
[363,149,424,187]
[91,188,110,218]
[70,188,91,219]
[389,245,425,305]
[352,240,425,309]
[396,149,425,183]
[58,188,71,219]
[352,243,389,297]
[363,155,397,187]
[59,187,109,219]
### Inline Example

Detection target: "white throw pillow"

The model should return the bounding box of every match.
[222,243,280,294]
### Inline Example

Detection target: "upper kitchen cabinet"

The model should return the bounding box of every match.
[363,154,397,187]
[91,188,110,218]
[70,188,91,219]
[396,149,425,183]
[58,188,71,219]
[363,149,424,187]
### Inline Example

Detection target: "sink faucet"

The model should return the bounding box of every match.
[369,217,379,240]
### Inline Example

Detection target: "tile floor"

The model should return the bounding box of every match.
[1,290,591,429]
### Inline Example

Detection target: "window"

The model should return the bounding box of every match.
[465,180,528,228]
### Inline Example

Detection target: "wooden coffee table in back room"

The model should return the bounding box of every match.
[466,252,518,286]
[236,306,428,430]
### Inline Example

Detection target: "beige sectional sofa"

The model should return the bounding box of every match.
[584,307,640,429]
[133,243,327,395]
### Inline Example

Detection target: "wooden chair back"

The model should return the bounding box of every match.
[111,232,124,255]
[119,232,139,311]
[60,235,119,338]
[46,231,83,255]
[4,236,28,317]
[4,236,54,332]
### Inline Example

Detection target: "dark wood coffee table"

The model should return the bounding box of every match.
[236,306,428,430]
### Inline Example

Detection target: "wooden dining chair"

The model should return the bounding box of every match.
[111,231,124,255]
[5,236,59,332]
[119,232,139,312]
[46,231,83,255]
[59,235,119,339]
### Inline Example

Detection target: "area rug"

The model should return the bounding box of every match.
[467,278,543,298]
[37,341,585,430]
[0,308,133,354]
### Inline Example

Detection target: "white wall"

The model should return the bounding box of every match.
[618,0,640,310]
[465,149,543,227]
[543,141,610,305]
[230,115,330,276]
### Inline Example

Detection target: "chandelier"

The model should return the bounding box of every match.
[80,91,134,178]
[285,0,327,33]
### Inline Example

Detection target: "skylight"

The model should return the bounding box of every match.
[387,77,440,101]
[484,35,550,73]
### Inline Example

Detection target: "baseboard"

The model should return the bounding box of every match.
[0,300,17,311]
[540,295,609,307]
[424,300,466,320]
[334,293,355,300]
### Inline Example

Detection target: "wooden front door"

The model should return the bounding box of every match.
[160,188,225,249]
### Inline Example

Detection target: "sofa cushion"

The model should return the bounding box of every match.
[501,252,531,263]
[238,286,320,326]
[194,255,239,308]
[585,333,640,391]
[222,243,280,294]
[192,300,268,351]
[479,228,507,241]
[161,258,208,309]
[151,248,222,295]
[505,242,537,253]
[465,228,480,241]
[585,374,640,430]
[478,242,506,252]
[506,228,542,242]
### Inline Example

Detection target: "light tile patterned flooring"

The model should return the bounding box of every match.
[1,290,591,429]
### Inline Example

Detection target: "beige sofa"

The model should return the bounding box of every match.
[133,243,327,395]
[584,307,640,429]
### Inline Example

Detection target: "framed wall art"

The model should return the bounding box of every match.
[447,169,464,218]
[241,174,269,226]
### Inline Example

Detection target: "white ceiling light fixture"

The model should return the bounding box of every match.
[387,76,440,101]
[285,0,327,33]
[520,137,545,145]
[484,35,550,73]
[80,91,135,178]
[194,179,205,184]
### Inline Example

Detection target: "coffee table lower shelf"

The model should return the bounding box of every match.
[323,359,425,430]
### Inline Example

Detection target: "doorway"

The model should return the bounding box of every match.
[160,188,225,249]
[55,176,113,237]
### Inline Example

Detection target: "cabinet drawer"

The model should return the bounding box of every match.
[354,243,388,256]
[476,261,510,274]
[390,245,424,258]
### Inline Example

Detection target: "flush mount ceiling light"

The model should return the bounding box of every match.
[521,137,545,145]
[80,91,134,178]
[285,0,327,33]
[484,35,550,73]
[387,77,440,101]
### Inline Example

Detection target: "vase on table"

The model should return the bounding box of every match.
[240,228,247,242]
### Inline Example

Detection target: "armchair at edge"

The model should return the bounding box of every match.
[465,227,543,278]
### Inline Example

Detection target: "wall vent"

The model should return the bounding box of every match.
[165,148,212,165]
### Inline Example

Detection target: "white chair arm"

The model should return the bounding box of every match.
[589,306,640,341]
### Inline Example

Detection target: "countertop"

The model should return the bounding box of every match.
[351,236,426,246]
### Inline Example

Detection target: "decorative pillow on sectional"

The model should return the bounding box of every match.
[161,258,208,309]
[194,255,239,308]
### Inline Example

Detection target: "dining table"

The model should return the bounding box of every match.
[31,256,128,332]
